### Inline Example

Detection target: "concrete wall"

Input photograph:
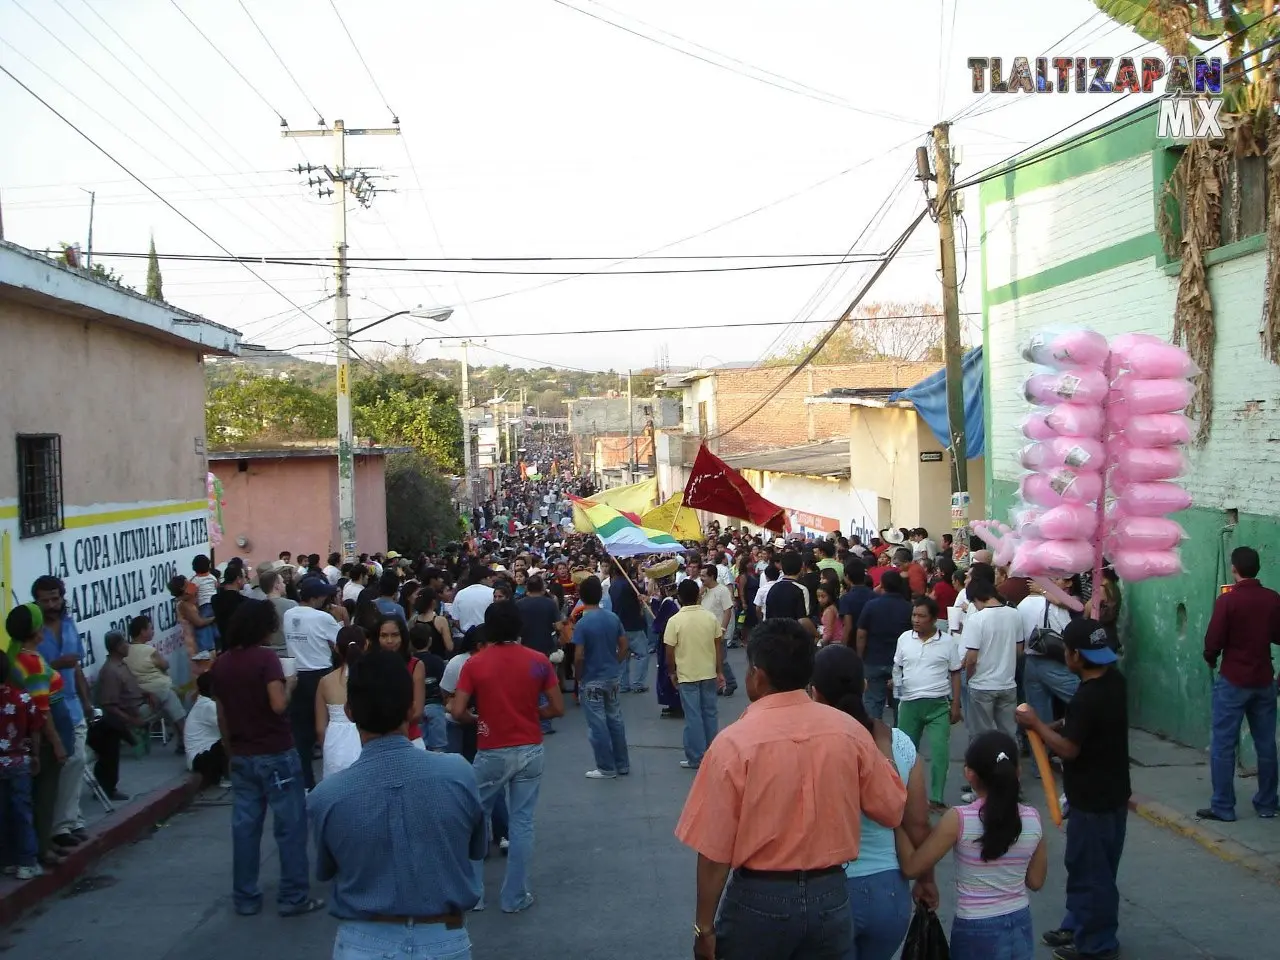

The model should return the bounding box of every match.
[0,299,211,682]
[567,397,658,436]
[980,103,1280,749]
[210,454,388,570]
[846,405,986,541]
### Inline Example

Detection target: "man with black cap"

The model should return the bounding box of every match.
[283,578,342,790]
[1016,618,1130,960]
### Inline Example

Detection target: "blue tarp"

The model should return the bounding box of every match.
[888,346,985,459]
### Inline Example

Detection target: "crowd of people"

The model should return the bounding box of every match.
[10,434,1278,960]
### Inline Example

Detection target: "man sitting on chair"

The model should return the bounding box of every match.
[93,631,155,802]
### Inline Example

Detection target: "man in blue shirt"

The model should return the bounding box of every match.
[33,576,92,849]
[374,572,408,627]
[838,560,875,646]
[855,570,913,724]
[309,648,486,959]
[608,560,651,693]
[573,576,631,780]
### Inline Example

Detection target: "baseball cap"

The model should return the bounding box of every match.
[1062,618,1117,665]
[299,577,335,601]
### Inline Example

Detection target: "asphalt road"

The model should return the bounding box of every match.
[5,648,1278,960]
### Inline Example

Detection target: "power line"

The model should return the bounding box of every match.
[235,0,325,125]
[0,61,348,352]
[168,0,289,125]
[548,0,924,126]
[90,249,929,263]
[326,0,396,121]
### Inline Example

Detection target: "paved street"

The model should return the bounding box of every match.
[4,648,1280,959]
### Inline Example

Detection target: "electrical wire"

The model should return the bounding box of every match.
[235,0,325,125]
[326,0,396,121]
[90,249,928,263]
[709,206,932,441]
[0,62,357,356]
[168,0,289,125]
[548,0,925,126]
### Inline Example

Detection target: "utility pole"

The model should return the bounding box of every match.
[285,119,400,562]
[439,338,480,510]
[929,123,968,493]
[627,369,635,480]
[81,189,95,270]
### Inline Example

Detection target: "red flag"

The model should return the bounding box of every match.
[682,444,788,533]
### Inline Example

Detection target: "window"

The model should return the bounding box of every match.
[1219,154,1266,246]
[17,434,64,539]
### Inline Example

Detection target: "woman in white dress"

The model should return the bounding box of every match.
[315,625,367,780]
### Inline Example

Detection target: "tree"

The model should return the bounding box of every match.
[351,371,462,470]
[146,234,163,301]
[205,373,335,445]
[766,301,946,366]
[385,451,464,553]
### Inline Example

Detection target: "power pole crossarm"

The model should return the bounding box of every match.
[283,119,400,561]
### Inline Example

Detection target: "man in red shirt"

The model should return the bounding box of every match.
[451,601,564,913]
[1200,546,1280,822]
[894,547,928,598]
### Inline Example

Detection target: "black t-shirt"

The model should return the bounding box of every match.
[856,595,912,667]
[516,594,562,655]
[210,589,245,649]
[1061,667,1131,811]
[764,579,810,621]
[413,649,447,705]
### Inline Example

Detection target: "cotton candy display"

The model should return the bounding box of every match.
[980,327,1196,587]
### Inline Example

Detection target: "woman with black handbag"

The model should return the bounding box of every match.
[1019,576,1082,730]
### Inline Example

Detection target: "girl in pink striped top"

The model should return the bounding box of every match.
[898,731,1049,959]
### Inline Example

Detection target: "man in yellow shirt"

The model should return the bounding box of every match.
[664,579,725,770]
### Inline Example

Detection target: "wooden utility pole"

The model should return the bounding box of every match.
[932,122,968,499]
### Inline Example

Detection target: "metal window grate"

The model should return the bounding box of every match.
[17,434,64,539]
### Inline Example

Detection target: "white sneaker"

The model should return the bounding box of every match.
[15,865,42,880]
[679,760,697,769]
[960,788,977,804]
[499,838,510,851]
[585,769,617,779]
[218,778,232,790]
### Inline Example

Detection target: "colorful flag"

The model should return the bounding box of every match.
[683,444,787,533]
[590,477,658,516]
[642,493,702,542]
[579,502,685,558]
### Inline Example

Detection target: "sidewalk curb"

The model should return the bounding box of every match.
[0,771,202,927]
[1128,792,1280,886]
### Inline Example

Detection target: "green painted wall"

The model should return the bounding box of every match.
[991,478,1277,756]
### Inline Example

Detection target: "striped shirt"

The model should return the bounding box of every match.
[13,650,64,714]
[952,800,1042,920]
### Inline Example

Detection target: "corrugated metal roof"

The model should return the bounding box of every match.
[720,439,849,478]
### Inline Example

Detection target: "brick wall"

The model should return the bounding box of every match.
[710,361,940,456]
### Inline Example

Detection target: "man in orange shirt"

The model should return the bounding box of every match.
[674,619,907,960]
[895,546,929,598]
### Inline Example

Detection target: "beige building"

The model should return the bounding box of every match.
[0,241,239,674]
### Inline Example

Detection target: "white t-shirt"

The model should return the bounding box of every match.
[441,652,471,726]
[283,604,341,671]
[1019,595,1073,656]
[893,630,963,701]
[342,581,364,604]
[963,604,1024,691]
[323,565,342,585]
[754,578,776,610]
[184,695,221,769]
[912,539,939,561]
[700,583,734,626]
[453,584,495,633]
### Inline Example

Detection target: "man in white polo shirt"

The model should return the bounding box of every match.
[283,579,341,790]
[453,569,496,635]
[892,595,963,810]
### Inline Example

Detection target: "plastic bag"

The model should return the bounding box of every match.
[902,904,950,960]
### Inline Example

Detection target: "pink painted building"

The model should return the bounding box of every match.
[208,446,398,570]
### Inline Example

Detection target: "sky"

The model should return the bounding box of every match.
[0,0,1165,373]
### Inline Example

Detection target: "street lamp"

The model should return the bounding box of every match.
[335,304,452,561]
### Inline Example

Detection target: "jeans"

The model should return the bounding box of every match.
[619,629,651,691]
[0,770,37,868]
[950,906,1034,960]
[423,702,449,751]
[472,744,544,912]
[863,663,894,723]
[581,679,630,775]
[446,720,465,756]
[897,697,952,804]
[1209,674,1279,818]
[967,687,1018,741]
[1062,806,1127,955]
[53,718,88,834]
[845,870,911,960]
[721,648,738,692]
[289,669,326,790]
[1023,655,1079,735]
[717,869,852,960]
[333,920,472,960]
[229,750,311,914]
[678,679,719,767]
